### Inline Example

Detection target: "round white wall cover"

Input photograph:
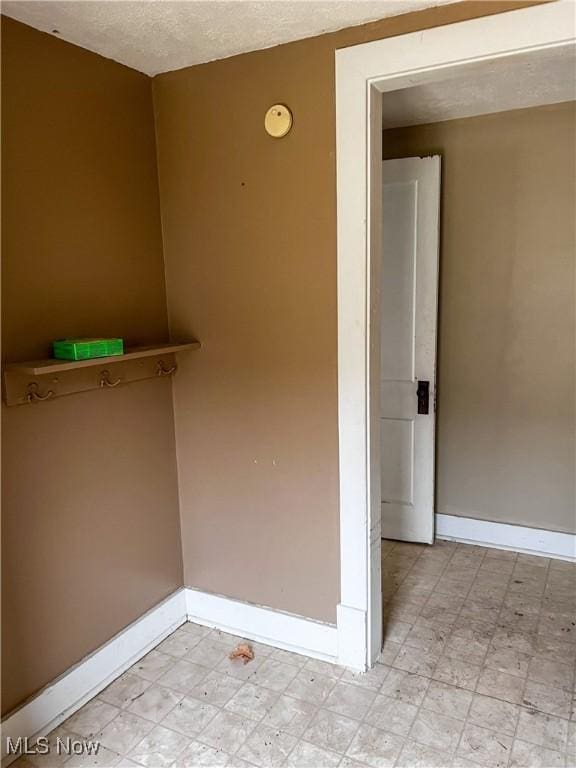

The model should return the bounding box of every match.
[264,104,293,138]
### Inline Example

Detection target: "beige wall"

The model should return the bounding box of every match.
[1,18,183,715]
[383,103,576,534]
[152,1,534,623]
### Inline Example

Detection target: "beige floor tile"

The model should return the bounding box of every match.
[215,652,264,681]
[197,709,256,754]
[404,624,448,654]
[532,634,576,664]
[409,709,463,754]
[99,673,152,710]
[476,667,525,704]
[180,622,212,640]
[23,728,86,768]
[460,601,501,625]
[65,700,120,739]
[509,576,546,597]
[186,669,244,707]
[236,724,298,767]
[285,669,336,706]
[364,693,418,737]
[491,628,535,656]
[516,554,550,569]
[131,651,176,682]
[425,592,466,613]
[160,696,219,737]
[538,610,576,641]
[303,658,344,680]
[474,570,511,589]
[32,544,576,768]
[324,681,376,720]
[96,712,154,755]
[269,648,308,668]
[523,679,572,718]
[443,565,478,583]
[247,658,300,693]
[155,629,202,659]
[157,659,210,694]
[417,608,459,629]
[172,740,230,767]
[480,556,516,575]
[484,646,530,677]
[127,684,182,722]
[224,681,280,721]
[498,608,539,633]
[262,694,316,737]
[383,619,414,644]
[396,739,452,768]
[457,722,512,768]
[421,680,473,721]
[569,721,576,756]
[452,616,497,638]
[346,723,404,768]
[467,693,519,735]
[340,663,390,692]
[433,656,481,691]
[184,636,230,669]
[443,633,488,665]
[64,744,121,767]
[516,707,569,752]
[379,668,430,705]
[509,738,566,768]
[393,644,441,677]
[285,740,341,767]
[128,725,189,767]
[378,639,402,665]
[302,708,359,753]
[527,655,575,690]
[436,577,472,597]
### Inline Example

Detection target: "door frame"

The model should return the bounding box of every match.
[334,2,575,670]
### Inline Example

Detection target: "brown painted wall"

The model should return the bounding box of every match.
[383,103,576,534]
[1,18,183,715]
[152,1,533,623]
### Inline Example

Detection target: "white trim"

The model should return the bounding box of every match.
[335,2,576,669]
[1,590,187,767]
[436,514,576,562]
[185,588,338,663]
[2,587,339,767]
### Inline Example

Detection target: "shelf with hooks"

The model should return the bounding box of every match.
[2,341,200,406]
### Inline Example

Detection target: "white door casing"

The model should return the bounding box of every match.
[335,3,575,670]
[380,157,440,544]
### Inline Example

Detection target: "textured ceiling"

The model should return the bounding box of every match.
[1,0,456,76]
[382,45,576,128]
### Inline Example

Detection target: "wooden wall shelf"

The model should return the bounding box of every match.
[2,341,200,406]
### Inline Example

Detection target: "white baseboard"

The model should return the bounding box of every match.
[1,589,187,767]
[2,587,339,767]
[185,588,338,663]
[436,513,576,561]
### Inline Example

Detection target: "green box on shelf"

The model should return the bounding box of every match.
[52,338,124,361]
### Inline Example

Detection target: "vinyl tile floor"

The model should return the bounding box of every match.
[14,540,576,768]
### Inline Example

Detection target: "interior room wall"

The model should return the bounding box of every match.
[152,1,534,623]
[383,102,576,534]
[1,17,183,716]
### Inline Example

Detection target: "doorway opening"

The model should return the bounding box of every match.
[334,2,575,669]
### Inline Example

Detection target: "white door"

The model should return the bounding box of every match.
[380,156,440,544]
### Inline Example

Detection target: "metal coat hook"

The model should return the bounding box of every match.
[156,360,177,377]
[99,370,122,388]
[26,382,55,403]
